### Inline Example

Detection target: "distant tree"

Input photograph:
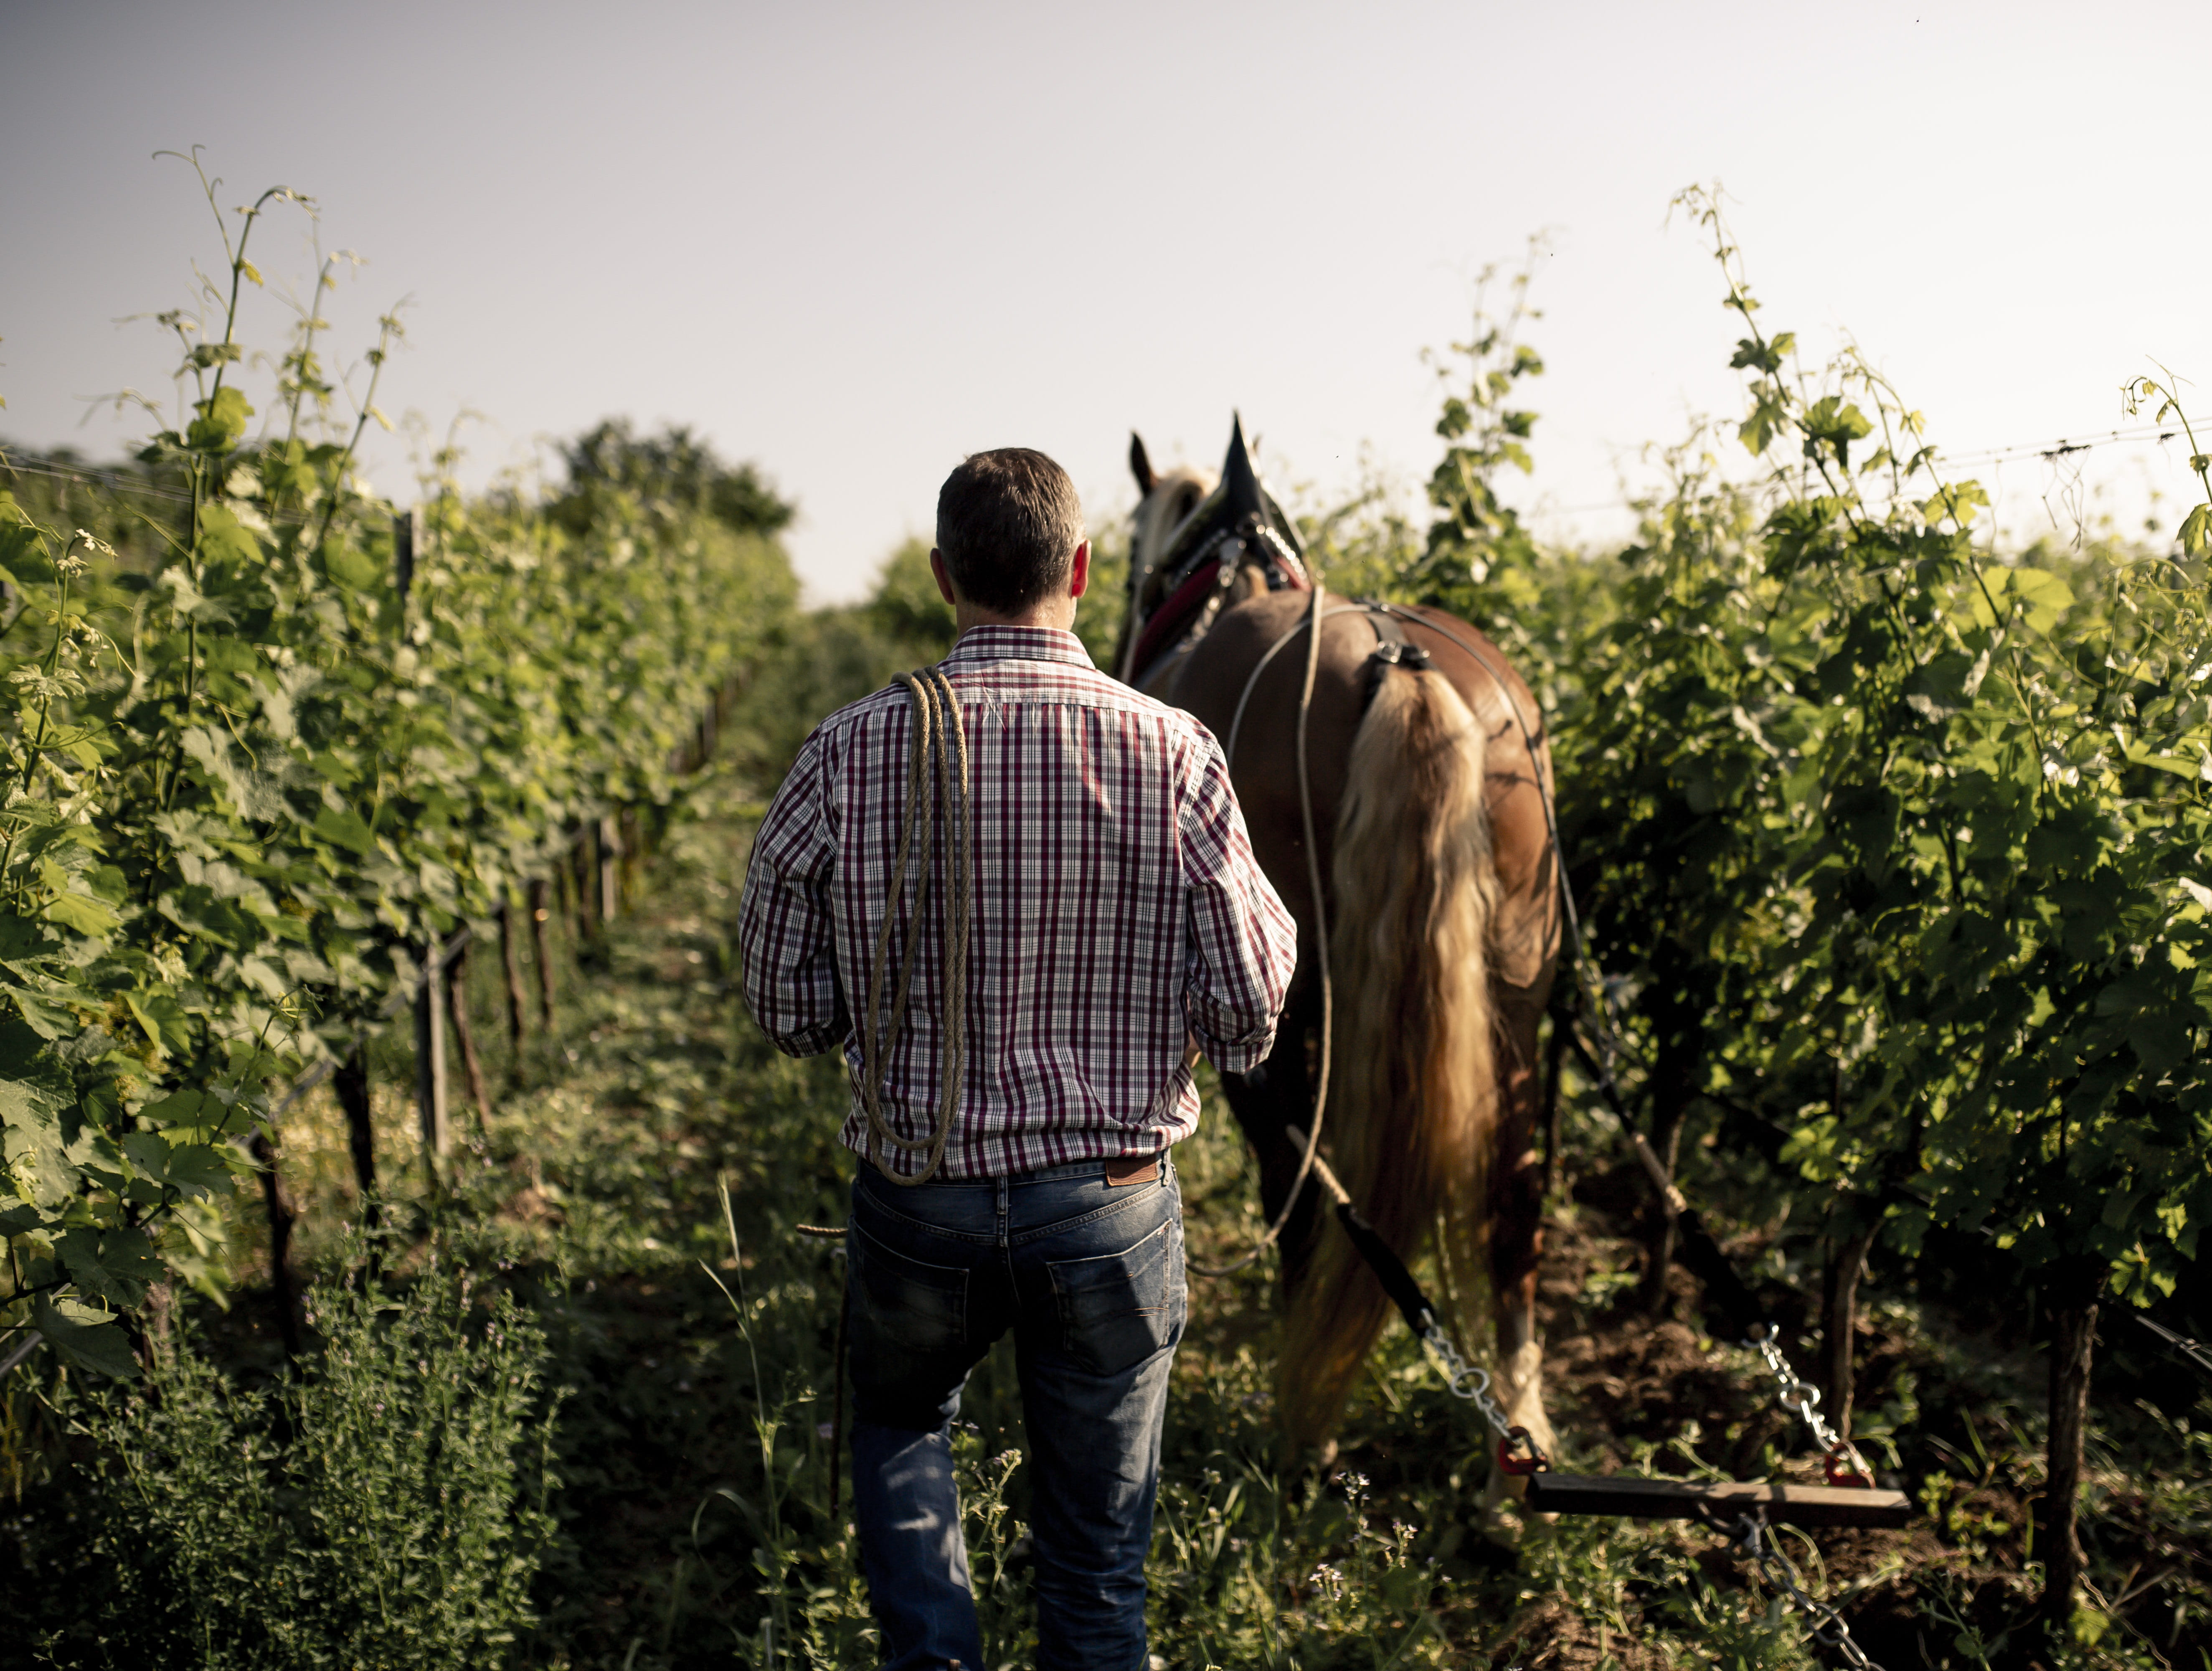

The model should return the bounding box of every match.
[551,419,794,539]
[862,536,955,650]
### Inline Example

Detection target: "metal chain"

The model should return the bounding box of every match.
[1746,1326,1880,1486]
[1417,1315,1550,1474]
[1723,1512,1886,1671]
[1428,1314,1883,1658]
[1747,1328,1846,1454]
[1418,1317,1516,1437]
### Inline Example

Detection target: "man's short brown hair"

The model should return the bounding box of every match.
[935,449,1086,615]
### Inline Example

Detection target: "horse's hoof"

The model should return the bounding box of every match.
[1477,1473,1525,1544]
[1479,1466,1558,1536]
[1482,1340,1560,1532]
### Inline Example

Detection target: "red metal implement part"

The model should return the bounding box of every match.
[1498,1425,1550,1477]
[1821,1442,1876,1489]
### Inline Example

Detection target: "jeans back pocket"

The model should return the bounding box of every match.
[850,1218,970,1358]
[1046,1214,1186,1376]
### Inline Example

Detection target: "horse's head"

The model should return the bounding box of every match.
[1128,434,1213,587]
[1116,416,1309,681]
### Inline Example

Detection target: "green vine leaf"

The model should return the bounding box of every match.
[32,1293,138,1379]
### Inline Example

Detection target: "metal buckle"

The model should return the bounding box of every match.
[1498,1425,1550,1477]
[1369,640,1432,670]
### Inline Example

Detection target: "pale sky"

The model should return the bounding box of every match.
[4,0,2207,601]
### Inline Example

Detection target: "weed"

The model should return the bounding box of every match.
[19,1257,556,1668]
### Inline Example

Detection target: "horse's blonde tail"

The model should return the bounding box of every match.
[1281,665,1498,1446]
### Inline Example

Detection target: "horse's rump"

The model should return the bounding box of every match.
[1165,590,1554,1440]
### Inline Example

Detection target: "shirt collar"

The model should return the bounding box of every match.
[944,624,1096,670]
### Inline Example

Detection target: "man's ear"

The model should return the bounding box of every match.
[1068,540,1091,599]
[928,547,959,606]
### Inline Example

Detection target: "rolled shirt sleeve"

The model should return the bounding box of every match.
[738,731,848,1056]
[1177,735,1298,1072]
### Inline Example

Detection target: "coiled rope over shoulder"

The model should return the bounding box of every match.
[859,665,974,1186]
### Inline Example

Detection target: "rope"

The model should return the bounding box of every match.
[1190,584,1336,1277]
[857,666,973,1187]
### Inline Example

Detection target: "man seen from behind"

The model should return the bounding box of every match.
[738,447,1296,1671]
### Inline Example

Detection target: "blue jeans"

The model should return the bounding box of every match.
[845,1156,1186,1671]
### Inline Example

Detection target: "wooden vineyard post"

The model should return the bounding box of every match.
[599,812,621,922]
[528,876,556,1028]
[392,507,422,601]
[573,830,597,943]
[1636,1013,1704,1316]
[250,1123,303,1358]
[1820,1212,1881,1435]
[2040,1264,2101,1635]
[444,939,493,1125]
[335,1045,377,1230]
[499,897,528,1062]
[415,934,451,1166]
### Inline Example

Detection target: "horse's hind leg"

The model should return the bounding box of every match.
[1485,983,1556,1512]
[1216,977,1328,1297]
[1489,986,1550,1356]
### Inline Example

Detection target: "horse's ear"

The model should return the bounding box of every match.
[1129,432,1155,496]
[1221,413,1263,518]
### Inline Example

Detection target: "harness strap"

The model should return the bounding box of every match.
[1125,556,1231,680]
[1188,584,1336,1277]
[1362,604,1432,688]
[1193,596,1438,1279]
[1123,513,1311,684]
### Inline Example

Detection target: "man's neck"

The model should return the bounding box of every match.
[953,601,1077,636]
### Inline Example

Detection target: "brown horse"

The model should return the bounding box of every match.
[1116,421,1562,1471]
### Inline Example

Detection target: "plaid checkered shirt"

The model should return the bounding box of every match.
[738,624,1298,1179]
